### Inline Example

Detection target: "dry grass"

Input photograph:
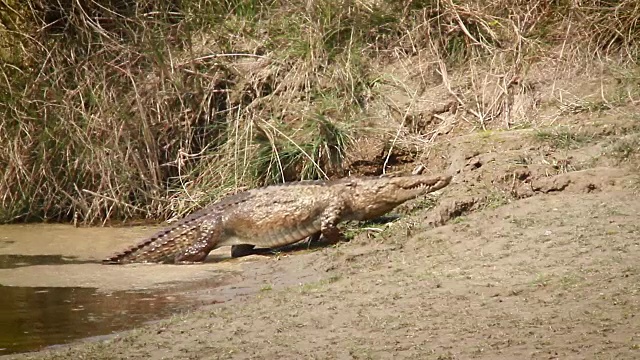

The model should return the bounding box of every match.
[0,0,638,224]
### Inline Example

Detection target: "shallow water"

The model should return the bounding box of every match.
[0,224,240,355]
[0,284,188,354]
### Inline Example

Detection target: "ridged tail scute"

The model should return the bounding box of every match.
[102,228,177,264]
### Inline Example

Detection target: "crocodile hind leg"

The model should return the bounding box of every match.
[174,219,222,263]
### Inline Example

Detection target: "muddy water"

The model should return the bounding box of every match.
[1,284,187,354]
[0,224,243,355]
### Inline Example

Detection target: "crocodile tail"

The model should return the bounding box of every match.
[102,189,250,264]
[102,221,206,264]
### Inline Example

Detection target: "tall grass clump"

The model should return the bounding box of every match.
[0,0,638,224]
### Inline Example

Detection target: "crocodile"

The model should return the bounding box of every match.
[103,173,452,264]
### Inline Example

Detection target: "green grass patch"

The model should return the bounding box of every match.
[533,129,594,150]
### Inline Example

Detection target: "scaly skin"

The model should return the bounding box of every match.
[103,174,452,264]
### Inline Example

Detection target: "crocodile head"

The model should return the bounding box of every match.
[348,174,452,220]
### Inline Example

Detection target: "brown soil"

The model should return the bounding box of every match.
[4,82,640,359]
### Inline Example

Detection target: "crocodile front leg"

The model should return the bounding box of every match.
[319,202,345,244]
[174,218,223,263]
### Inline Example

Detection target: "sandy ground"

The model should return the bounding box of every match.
[2,92,640,358]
